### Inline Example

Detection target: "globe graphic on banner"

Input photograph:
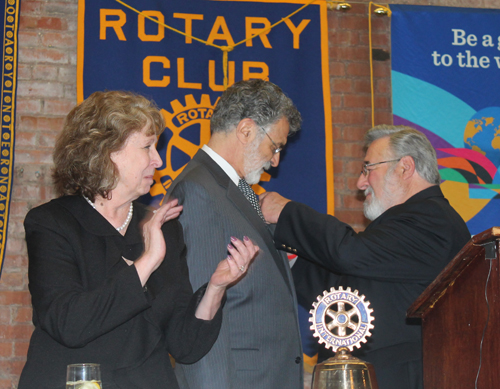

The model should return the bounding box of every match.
[392,72,500,234]
[436,108,500,233]
[464,107,500,181]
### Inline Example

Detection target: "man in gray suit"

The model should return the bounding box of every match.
[168,79,304,388]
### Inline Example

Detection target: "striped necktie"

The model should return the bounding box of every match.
[238,178,265,222]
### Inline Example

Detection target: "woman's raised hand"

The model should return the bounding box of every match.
[135,199,183,286]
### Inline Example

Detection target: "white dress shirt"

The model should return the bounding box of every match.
[202,144,241,186]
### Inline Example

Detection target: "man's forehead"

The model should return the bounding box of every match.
[365,137,391,161]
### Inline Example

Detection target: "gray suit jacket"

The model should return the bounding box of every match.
[168,150,303,389]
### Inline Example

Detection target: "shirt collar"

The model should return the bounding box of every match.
[202,144,241,186]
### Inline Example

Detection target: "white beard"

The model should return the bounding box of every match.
[363,187,387,221]
[244,163,271,185]
[243,139,271,185]
[363,170,399,221]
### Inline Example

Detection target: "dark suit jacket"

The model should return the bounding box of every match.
[275,186,470,369]
[19,196,223,389]
[168,150,303,389]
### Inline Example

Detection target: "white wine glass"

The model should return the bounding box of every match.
[66,363,102,389]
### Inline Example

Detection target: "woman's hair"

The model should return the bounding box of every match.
[52,90,164,200]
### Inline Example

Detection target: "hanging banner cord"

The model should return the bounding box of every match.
[115,0,319,90]
[115,0,391,121]
[368,2,391,127]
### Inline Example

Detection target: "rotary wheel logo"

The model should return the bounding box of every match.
[150,94,215,199]
[309,286,374,352]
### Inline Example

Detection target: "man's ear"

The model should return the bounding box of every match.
[235,118,257,145]
[400,155,416,179]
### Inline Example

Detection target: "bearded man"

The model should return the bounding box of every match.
[260,125,470,389]
[167,79,304,389]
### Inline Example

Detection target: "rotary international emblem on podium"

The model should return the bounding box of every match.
[309,286,379,389]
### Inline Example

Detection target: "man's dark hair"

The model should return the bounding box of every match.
[210,79,301,136]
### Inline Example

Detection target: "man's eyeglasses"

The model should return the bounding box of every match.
[361,158,401,177]
[261,127,282,154]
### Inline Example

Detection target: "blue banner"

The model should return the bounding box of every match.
[78,0,333,214]
[391,5,500,235]
[78,0,332,370]
[0,0,20,278]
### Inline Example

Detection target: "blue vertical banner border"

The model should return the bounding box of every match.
[0,0,20,278]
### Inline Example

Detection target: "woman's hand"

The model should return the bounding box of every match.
[134,199,183,286]
[210,236,259,289]
[195,236,259,320]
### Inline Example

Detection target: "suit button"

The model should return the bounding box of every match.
[293,249,297,253]
[287,246,292,250]
[282,244,286,248]
[295,356,301,364]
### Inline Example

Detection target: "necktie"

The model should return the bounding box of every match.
[238,178,265,222]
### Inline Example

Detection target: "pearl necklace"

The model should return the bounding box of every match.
[83,195,133,232]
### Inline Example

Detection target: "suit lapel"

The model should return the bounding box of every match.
[194,150,293,294]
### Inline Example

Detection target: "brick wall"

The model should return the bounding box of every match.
[1,1,77,387]
[0,0,497,387]
[329,2,393,229]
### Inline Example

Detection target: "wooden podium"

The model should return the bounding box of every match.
[407,227,500,388]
